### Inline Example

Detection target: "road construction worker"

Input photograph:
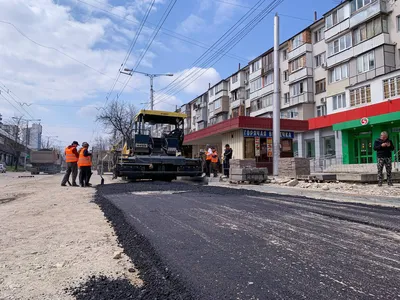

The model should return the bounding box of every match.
[223,144,233,178]
[211,147,219,177]
[61,141,79,187]
[205,144,212,177]
[78,142,92,187]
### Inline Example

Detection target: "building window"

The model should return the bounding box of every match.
[353,16,387,45]
[291,81,304,96]
[357,51,375,73]
[214,99,221,110]
[332,93,346,110]
[250,77,262,92]
[284,92,290,104]
[305,139,315,158]
[292,33,303,49]
[328,33,352,56]
[245,89,250,99]
[315,79,326,94]
[383,76,400,99]
[314,28,324,43]
[281,109,298,119]
[325,6,346,29]
[349,85,371,107]
[329,63,349,83]
[264,71,274,86]
[282,49,287,60]
[289,55,306,73]
[244,138,255,158]
[251,60,260,73]
[315,53,325,68]
[250,94,273,112]
[209,88,214,96]
[397,16,400,32]
[317,104,327,117]
[215,82,225,93]
[351,0,373,13]
[283,70,289,81]
[232,74,238,83]
[262,52,274,71]
[323,136,336,156]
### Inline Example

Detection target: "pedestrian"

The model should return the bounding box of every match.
[373,131,394,186]
[61,141,79,187]
[211,146,219,177]
[223,144,233,178]
[205,144,212,177]
[78,142,92,187]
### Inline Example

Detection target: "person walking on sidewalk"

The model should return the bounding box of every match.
[61,141,79,187]
[78,142,92,187]
[223,144,233,178]
[374,131,394,186]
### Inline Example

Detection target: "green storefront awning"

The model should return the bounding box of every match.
[333,111,400,131]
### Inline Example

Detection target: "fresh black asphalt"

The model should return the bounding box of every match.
[71,182,400,300]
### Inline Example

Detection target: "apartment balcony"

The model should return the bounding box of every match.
[350,0,389,29]
[250,83,274,101]
[289,67,313,83]
[249,68,262,81]
[195,108,208,123]
[289,92,314,106]
[249,105,273,117]
[231,98,245,109]
[327,33,390,67]
[245,99,251,108]
[288,43,313,61]
[325,19,350,41]
[181,104,191,116]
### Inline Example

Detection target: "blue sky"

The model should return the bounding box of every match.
[0,0,336,147]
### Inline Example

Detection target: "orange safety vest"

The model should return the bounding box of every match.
[206,149,212,161]
[65,146,78,163]
[211,151,218,163]
[78,148,92,167]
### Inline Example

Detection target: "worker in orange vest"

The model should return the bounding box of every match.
[211,147,219,177]
[205,144,212,177]
[61,141,79,187]
[78,142,92,187]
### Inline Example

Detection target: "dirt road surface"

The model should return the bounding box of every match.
[0,173,141,300]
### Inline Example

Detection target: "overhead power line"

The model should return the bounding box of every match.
[153,0,284,108]
[77,0,248,62]
[0,20,146,94]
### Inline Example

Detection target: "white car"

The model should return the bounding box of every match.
[0,164,6,173]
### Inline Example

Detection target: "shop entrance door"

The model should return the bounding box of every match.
[354,135,373,164]
[392,132,400,163]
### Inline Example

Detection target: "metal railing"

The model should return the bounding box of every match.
[308,155,342,173]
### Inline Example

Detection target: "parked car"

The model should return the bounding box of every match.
[0,164,6,173]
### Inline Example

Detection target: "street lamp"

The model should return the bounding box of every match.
[121,68,173,110]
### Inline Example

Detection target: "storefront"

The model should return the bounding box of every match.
[184,116,308,172]
[308,98,400,165]
[334,112,400,164]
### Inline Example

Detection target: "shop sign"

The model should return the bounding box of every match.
[255,137,260,157]
[267,137,273,157]
[243,129,294,139]
[360,117,369,126]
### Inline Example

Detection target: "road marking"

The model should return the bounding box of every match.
[130,191,188,195]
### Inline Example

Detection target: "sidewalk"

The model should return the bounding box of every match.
[208,181,400,208]
[0,173,141,300]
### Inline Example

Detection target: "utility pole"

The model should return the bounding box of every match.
[120,69,173,110]
[273,13,281,177]
[15,118,41,169]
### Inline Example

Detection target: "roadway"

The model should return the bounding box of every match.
[96,181,400,300]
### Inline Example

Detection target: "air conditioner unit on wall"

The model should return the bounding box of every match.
[244,80,248,85]
[321,98,326,103]
[321,63,327,69]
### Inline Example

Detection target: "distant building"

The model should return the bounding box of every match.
[22,123,42,150]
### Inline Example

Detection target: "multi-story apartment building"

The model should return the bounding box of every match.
[180,0,400,170]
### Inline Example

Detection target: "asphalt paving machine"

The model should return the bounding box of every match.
[113,110,202,181]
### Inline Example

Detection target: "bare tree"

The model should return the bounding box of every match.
[1,117,24,170]
[96,100,137,144]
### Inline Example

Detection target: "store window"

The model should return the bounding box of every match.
[245,138,255,158]
[323,136,336,156]
[305,139,315,158]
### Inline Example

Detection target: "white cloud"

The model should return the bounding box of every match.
[177,14,206,34]
[0,0,162,104]
[77,103,101,117]
[157,67,221,96]
[214,0,244,25]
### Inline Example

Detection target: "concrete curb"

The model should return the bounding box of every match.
[208,182,400,208]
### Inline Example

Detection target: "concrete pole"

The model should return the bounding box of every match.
[25,120,29,170]
[273,13,281,176]
[150,76,154,110]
